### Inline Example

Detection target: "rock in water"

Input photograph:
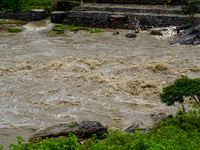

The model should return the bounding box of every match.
[126,33,137,38]
[113,31,119,35]
[30,121,108,141]
[149,30,163,36]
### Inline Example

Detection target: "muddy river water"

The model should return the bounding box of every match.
[0,18,200,147]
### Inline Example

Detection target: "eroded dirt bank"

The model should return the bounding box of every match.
[0,19,199,148]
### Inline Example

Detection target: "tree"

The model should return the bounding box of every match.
[160,76,200,112]
[182,0,200,24]
[0,0,20,11]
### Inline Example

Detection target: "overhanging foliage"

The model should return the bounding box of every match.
[160,76,200,106]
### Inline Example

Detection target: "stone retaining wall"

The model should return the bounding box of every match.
[78,7,182,15]
[63,11,191,28]
[0,9,47,21]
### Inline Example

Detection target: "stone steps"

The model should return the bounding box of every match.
[74,5,182,15]
[68,10,188,17]
[51,3,200,28]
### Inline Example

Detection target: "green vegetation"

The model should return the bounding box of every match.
[69,123,79,129]
[52,25,103,34]
[160,76,200,111]
[52,26,64,34]
[7,27,23,33]
[0,0,54,12]
[182,0,200,24]
[0,20,27,24]
[2,109,200,150]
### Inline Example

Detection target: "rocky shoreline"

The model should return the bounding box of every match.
[0,112,166,149]
[30,112,165,140]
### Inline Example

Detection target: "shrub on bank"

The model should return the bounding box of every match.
[0,0,54,12]
[1,109,200,150]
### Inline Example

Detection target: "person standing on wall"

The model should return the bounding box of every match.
[135,16,140,28]
[176,26,180,36]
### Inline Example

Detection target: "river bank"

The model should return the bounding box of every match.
[0,18,199,149]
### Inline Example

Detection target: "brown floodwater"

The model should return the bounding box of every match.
[0,18,199,148]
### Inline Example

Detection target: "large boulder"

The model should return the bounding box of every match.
[170,24,200,45]
[193,40,200,45]
[30,121,108,141]
[70,120,108,139]
[124,123,150,134]
[30,122,79,141]
[124,124,140,133]
[151,113,166,125]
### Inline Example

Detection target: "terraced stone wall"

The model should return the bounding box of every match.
[82,0,186,5]
[0,10,47,21]
[63,12,191,28]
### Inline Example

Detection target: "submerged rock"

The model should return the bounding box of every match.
[30,121,108,141]
[126,33,137,38]
[150,30,163,36]
[113,31,119,35]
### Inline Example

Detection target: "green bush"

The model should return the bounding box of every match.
[155,109,200,133]
[9,133,79,150]
[182,0,200,23]
[0,0,54,12]
[0,144,3,150]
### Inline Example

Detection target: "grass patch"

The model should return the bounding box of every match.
[56,30,64,34]
[52,26,64,34]
[69,123,79,129]
[7,27,23,33]
[52,25,103,34]
[0,20,27,24]
[60,25,72,29]
[88,28,103,33]
[52,26,64,31]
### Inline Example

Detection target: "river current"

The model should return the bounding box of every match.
[0,18,200,146]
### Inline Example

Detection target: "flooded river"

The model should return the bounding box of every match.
[0,18,199,147]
